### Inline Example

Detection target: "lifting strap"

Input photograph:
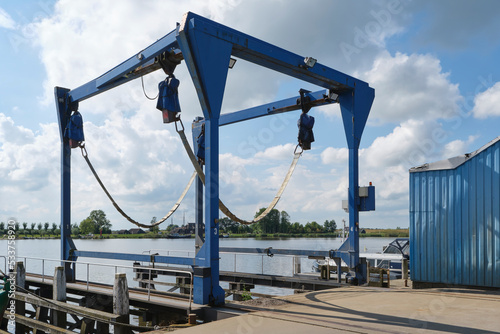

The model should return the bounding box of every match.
[80,145,196,229]
[175,119,302,225]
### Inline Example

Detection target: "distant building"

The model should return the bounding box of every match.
[117,229,130,234]
[129,228,145,234]
[171,223,196,235]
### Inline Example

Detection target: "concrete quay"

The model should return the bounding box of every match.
[173,284,500,334]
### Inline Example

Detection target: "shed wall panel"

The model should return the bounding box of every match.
[410,140,500,288]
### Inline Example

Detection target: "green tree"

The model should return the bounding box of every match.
[44,222,49,232]
[290,222,304,234]
[79,218,94,235]
[51,223,57,235]
[254,208,280,234]
[219,217,239,234]
[31,223,36,231]
[0,222,4,232]
[149,217,159,234]
[323,219,337,233]
[79,210,112,234]
[37,223,42,231]
[71,223,80,235]
[166,224,179,233]
[304,221,323,233]
[15,222,20,231]
[89,210,112,234]
[279,211,291,233]
[23,222,28,231]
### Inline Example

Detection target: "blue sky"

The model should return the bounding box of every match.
[1,0,500,230]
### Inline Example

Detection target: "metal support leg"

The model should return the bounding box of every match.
[195,168,204,255]
[55,87,77,282]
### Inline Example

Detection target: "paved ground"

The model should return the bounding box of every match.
[174,284,500,333]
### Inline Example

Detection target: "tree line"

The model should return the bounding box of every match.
[2,208,336,237]
[0,221,60,235]
[0,210,113,236]
[219,208,337,235]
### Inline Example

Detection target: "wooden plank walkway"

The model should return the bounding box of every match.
[25,273,202,313]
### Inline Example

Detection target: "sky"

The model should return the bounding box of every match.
[1,0,500,230]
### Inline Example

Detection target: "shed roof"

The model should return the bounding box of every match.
[410,136,500,173]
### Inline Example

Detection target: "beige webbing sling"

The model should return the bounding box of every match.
[175,119,302,225]
[80,144,196,229]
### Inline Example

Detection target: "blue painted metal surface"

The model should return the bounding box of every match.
[336,84,375,281]
[55,87,77,281]
[74,250,195,266]
[410,138,500,288]
[220,247,332,258]
[218,90,334,126]
[177,14,233,305]
[69,28,180,103]
[55,11,375,304]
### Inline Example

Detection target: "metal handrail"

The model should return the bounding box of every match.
[0,256,6,273]
[18,256,193,315]
[218,251,305,275]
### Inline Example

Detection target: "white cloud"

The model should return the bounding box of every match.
[0,7,15,29]
[254,143,296,161]
[472,82,500,119]
[0,114,59,199]
[361,51,462,124]
[321,147,348,165]
[441,136,478,158]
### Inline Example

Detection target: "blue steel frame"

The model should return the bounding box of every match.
[55,12,374,305]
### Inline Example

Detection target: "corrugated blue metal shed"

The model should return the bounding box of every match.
[409,137,500,288]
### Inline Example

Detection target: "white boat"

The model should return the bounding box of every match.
[312,238,409,279]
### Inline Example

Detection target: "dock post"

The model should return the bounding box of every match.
[403,258,409,287]
[15,261,26,334]
[113,273,130,334]
[52,266,67,328]
[294,256,301,274]
[176,277,192,295]
[333,257,342,283]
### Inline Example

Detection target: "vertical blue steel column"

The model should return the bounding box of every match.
[177,13,232,305]
[338,84,374,283]
[204,117,225,304]
[194,168,204,254]
[348,147,360,277]
[54,87,77,281]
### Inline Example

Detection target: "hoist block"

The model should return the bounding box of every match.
[157,76,181,123]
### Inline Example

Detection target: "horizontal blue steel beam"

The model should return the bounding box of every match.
[74,250,195,266]
[218,90,334,126]
[183,12,368,93]
[68,28,179,103]
[219,247,332,258]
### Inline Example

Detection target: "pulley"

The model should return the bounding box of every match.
[64,110,85,148]
[297,89,315,150]
[156,75,181,123]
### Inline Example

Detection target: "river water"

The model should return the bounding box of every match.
[1,237,395,296]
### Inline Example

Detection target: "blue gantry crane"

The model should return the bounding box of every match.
[55,12,375,305]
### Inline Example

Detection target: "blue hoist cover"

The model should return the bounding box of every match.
[196,132,205,161]
[64,111,84,148]
[157,75,181,123]
[297,112,315,150]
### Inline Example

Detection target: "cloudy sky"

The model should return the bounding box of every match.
[1,0,500,230]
